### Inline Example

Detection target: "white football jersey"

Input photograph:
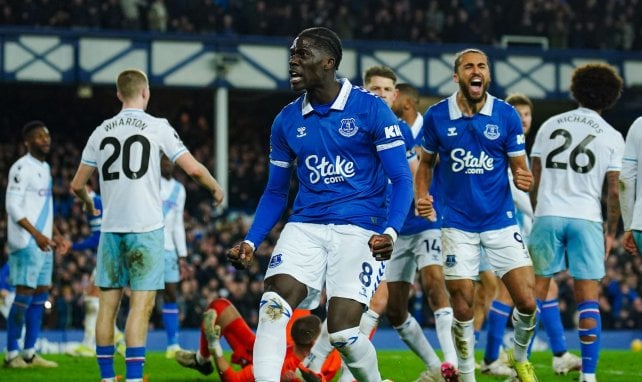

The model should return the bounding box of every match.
[161,176,187,256]
[80,108,187,232]
[620,117,642,230]
[531,107,624,222]
[5,154,53,251]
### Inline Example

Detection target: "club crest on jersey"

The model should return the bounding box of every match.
[445,254,457,268]
[297,126,307,138]
[338,118,359,137]
[268,253,283,268]
[484,124,500,140]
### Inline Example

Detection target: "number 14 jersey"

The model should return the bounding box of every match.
[80,108,187,233]
[531,107,624,222]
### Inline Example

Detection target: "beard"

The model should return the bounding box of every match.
[460,81,489,104]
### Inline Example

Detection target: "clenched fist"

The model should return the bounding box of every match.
[226,242,255,270]
[368,234,394,261]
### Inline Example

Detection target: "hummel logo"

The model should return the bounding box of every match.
[297,126,307,138]
[448,127,458,136]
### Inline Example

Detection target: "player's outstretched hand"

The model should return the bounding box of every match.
[212,186,225,207]
[226,242,254,270]
[296,363,324,382]
[368,234,394,261]
[622,231,639,255]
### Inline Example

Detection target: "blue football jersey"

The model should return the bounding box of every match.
[269,79,408,232]
[421,93,526,232]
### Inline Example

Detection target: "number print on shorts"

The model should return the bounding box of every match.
[359,262,373,287]
[423,238,441,261]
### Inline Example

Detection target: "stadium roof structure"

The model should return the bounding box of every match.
[2,27,642,100]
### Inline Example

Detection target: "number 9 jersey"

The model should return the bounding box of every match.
[530,107,624,222]
[80,108,187,233]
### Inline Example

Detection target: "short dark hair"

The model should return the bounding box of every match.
[570,63,623,111]
[453,48,488,73]
[22,120,46,140]
[396,83,419,105]
[363,66,397,87]
[290,314,321,350]
[297,27,342,70]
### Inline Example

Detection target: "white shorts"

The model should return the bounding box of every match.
[265,222,384,310]
[385,229,441,283]
[441,225,532,280]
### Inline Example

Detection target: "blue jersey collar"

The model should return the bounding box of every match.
[447,91,495,120]
[301,78,352,116]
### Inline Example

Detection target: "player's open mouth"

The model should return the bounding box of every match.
[470,78,482,91]
[290,70,302,84]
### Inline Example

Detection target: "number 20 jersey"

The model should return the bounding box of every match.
[531,107,624,222]
[80,108,187,233]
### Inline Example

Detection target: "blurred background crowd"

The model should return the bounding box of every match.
[0,91,640,334]
[1,0,641,336]
[0,0,641,51]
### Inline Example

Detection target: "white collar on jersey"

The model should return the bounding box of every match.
[301,78,352,116]
[447,91,495,120]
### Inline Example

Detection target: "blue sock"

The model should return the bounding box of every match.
[126,346,146,380]
[24,292,48,350]
[162,302,179,346]
[541,298,567,356]
[484,300,512,363]
[97,345,116,379]
[578,300,601,374]
[7,294,32,352]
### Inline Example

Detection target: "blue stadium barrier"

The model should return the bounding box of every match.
[1,328,637,352]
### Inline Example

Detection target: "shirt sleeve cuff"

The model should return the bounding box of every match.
[243,239,256,252]
[383,227,398,243]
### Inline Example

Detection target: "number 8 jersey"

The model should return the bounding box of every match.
[531,107,624,222]
[80,108,187,233]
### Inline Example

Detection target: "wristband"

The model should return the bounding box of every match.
[242,239,256,252]
[383,227,398,243]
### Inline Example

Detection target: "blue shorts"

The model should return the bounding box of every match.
[529,216,604,280]
[9,245,53,288]
[164,249,180,283]
[96,229,164,291]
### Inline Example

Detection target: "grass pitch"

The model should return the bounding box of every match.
[1,350,640,381]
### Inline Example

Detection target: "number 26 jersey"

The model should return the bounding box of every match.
[531,107,624,222]
[80,108,187,233]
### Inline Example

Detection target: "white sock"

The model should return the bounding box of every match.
[330,327,381,382]
[394,315,441,369]
[511,308,537,362]
[195,351,210,364]
[304,319,335,372]
[338,361,355,382]
[253,291,292,382]
[434,306,457,367]
[359,308,380,337]
[452,318,475,375]
[83,296,99,346]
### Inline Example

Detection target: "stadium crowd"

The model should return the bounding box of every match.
[1,101,641,334]
[0,0,641,51]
